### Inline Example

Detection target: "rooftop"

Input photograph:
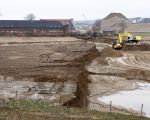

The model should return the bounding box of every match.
[0,20,64,28]
[40,19,73,25]
[103,13,128,20]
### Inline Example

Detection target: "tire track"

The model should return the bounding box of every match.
[108,52,150,71]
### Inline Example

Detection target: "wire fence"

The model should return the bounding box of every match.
[88,99,145,117]
[0,92,146,118]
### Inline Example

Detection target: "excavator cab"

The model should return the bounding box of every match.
[112,34,123,49]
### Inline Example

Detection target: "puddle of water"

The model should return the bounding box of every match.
[98,82,150,117]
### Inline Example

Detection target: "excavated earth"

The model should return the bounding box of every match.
[1,37,150,116]
[0,37,97,106]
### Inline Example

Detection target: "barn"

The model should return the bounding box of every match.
[0,19,74,36]
[101,13,129,34]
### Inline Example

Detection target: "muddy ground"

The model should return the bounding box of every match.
[1,37,150,116]
[0,37,97,105]
[87,41,150,116]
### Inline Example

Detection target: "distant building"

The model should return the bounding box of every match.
[40,19,75,35]
[0,19,75,37]
[101,13,129,35]
[129,17,143,24]
[102,28,114,37]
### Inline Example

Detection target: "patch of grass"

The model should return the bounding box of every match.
[0,99,149,120]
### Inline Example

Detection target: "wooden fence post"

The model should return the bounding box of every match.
[84,97,86,109]
[110,101,112,113]
[59,95,61,106]
[15,90,18,100]
[141,104,143,117]
[37,93,39,104]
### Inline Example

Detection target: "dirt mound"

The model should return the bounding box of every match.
[100,47,122,58]
[122,43,150,51]
[126,69,150,81]
[95,47,122,65]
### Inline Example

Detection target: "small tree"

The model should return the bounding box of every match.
[92,19,102,36]
[92,19,101,33]
[24,13,36,21]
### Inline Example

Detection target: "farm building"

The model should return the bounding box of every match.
[101,13,129,35]
[0,19,75,36]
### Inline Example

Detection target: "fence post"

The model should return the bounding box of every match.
[67,102,69,114]
[59,95,61,106]
[15,90,18,100]
[37,93,39,104]
[110,101,112,113]
[84,97,86,109]
[141,104,143,117]
[83,97,86,116]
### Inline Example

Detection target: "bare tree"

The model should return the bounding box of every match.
[92,19,101,33]
[92,19,102,36]
[24,13,36,21]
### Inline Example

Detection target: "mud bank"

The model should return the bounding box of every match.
[0,39,98,106]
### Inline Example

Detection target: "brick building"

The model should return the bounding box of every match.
[0,19,75,36]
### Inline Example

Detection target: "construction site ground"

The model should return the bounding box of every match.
[87,38,150,117]
[0,37,150,118]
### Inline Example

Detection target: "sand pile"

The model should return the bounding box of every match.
[100,47,122,58]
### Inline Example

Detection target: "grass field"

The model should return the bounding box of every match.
[0,100,149,120]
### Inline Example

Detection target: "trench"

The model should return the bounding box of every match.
[63,47,98,108]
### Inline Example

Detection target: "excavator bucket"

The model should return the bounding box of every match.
[122,43,150,51]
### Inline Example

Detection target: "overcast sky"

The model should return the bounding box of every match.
[0,0,149,20]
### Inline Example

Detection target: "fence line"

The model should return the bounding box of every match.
[87,99,144,117]
[0,91,145,118]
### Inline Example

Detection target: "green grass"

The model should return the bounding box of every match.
[0,99,149,120]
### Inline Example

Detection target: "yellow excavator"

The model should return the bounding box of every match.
[112,32,142,50]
